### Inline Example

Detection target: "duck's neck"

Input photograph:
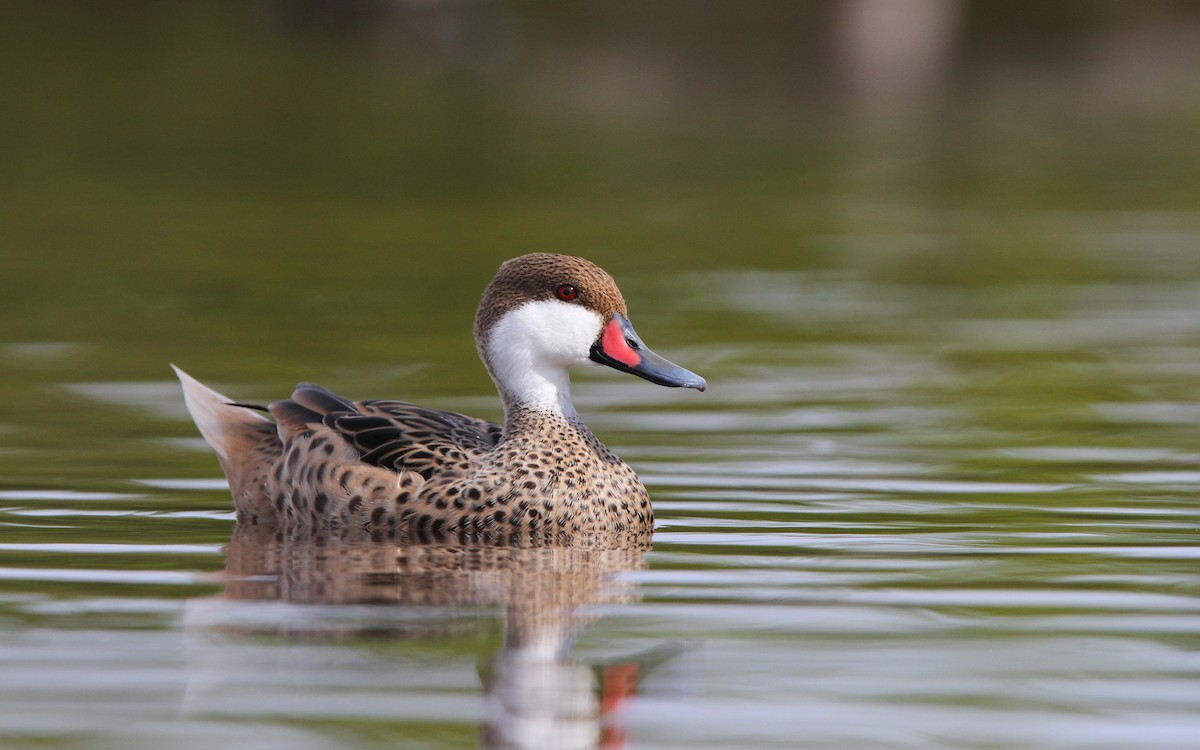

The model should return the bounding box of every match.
[499,374,586,436]
[482,323,587,431]
[494,370,619,467]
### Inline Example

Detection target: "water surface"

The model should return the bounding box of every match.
[3,222,1199,748]
[2,6,1200,748]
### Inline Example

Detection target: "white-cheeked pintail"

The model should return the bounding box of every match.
[175,253,705,541]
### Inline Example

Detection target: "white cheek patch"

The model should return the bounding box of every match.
[484,300,604,411]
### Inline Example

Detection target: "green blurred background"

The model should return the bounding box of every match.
[2,8,1200,746]
[2,0,1198,385]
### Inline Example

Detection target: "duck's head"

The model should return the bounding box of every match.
[475,253,706,413]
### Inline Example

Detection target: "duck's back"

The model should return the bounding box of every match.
[264,390,653,537]
[262,385,503,531]
[175,368,487,526]
[176,368,652,538]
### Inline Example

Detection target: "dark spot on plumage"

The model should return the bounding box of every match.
[348,494,363,513]
[292,383,355,414]
[334,412,394,434]
[229,400,269,413]
[415,512,433,534]
[314,492,329,514]
[522,481,536,490]
[269,399,323,432]
[370,506,385,525]
[361,445,401,467]
[435,498,448,510]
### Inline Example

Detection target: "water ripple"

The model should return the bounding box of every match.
[0,567,201,585]
[0,543,221,555]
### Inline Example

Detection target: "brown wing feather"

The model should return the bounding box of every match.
[267,384,501,480]
[337,400,501,479]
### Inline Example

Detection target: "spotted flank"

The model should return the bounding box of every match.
[174,253,706,541]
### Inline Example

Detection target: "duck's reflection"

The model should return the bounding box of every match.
[211,523,654,749]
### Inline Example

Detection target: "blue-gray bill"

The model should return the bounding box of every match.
[589,312,707,391]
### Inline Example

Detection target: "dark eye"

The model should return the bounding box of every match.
[555,284,579,302]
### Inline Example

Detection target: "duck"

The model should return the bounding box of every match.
[174,253,705,541]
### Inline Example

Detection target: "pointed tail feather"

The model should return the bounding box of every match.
[172,364,273,466]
